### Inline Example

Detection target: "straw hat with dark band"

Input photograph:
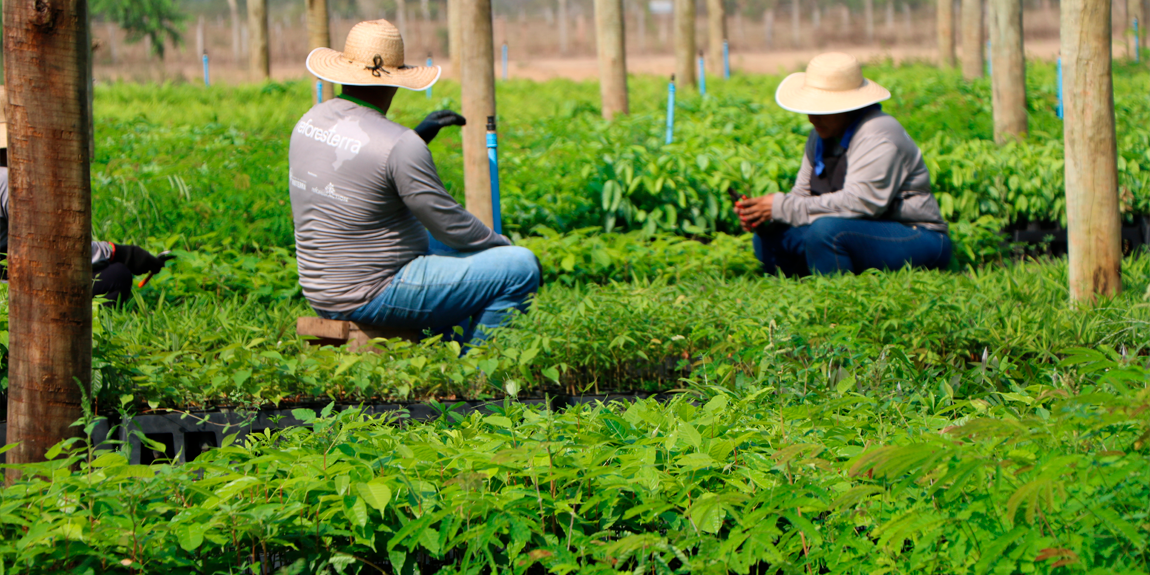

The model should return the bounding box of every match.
[775,53,890,115]
[306,19,440,90]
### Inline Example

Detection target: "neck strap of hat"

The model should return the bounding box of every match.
[337,93,387,116]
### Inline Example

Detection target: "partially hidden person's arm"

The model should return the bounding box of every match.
[92,241,115,267]
[390,130,511,251]
[771,135,907,227]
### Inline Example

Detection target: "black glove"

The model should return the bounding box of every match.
[112,244,170,276]
[413,110,467,144]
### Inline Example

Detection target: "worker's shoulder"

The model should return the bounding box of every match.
[856,111,917,147]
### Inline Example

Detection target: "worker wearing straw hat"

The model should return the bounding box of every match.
[734,53,951,276]
[0,86,171,305]
[290,20,540,347]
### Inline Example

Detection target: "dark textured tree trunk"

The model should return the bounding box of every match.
[3,0,93,478]
[1063,0,1122,301]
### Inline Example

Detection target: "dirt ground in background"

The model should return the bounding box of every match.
[98,37,1134,86]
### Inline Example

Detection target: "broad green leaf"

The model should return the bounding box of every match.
[356,480,393,516]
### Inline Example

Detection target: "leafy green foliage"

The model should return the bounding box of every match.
[0,356,1147,574]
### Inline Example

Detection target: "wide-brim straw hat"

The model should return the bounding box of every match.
[306,19,440,91]
[0,85,7,149]
[775,53,891,115]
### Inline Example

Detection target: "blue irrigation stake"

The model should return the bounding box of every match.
[486,116,502,234]
[722,41,730,80]
[316,80,323,104]
[1136,19,1141,63]
[202,52,210,87]
[1056,57,1063,119]
[665,75,676,144]
[501,43,509,80]
[426,54,434,99]
[698,51,707,96]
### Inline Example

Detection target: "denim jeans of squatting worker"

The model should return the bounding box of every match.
[317,236,541,348]
[753,217,952,276]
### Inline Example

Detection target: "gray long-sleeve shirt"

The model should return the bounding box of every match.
[0,167,115,268]
[289,97,509,312]
[771,110,948,233]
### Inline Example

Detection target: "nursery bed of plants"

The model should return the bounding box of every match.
[1,62,1149,573]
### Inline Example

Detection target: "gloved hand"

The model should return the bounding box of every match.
[413,110,467,144]
[112,244,172,276]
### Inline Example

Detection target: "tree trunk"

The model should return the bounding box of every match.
[195,16,204,59]
[865,0,876,41]
[448,0,463,74]
[422,0,431,21]
[595,0,629,119]
[792,0,801,47]
[840,4,850,33]
[636,0,648,53]
[764,8,775,48]
[2,0,93,478]
[990,0,1026,142]
[461,0,496,228]
[559,0,570,55]
[107,22,119,64]
[249,0,270,81]
[707,0,726,74]
[227,0,241,64]
[886,0,895,33]
[307,0,335,101]
[1130,0,1145,54]
[938,0,956,65]
[674,0,697,87]
[397,0,408,38]
[961,0,984,78]
[1063,0,1122,301]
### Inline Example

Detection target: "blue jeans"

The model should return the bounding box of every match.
[753,218,952,276]
[318,237,541,347]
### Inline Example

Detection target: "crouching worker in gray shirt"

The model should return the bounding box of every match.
[291,19,540,346]
[734,53,952,276]
[0,89,171,306]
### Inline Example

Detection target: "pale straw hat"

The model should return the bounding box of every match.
[0,86,7,149]
[775,53,891,115]
[306,19,441,91]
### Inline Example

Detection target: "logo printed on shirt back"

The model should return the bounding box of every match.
[295,115,372,171]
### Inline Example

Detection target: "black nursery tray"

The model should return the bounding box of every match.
[0,392,680,466]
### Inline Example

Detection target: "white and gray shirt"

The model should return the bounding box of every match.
[0,167,115,267]
[771,109,948,233]
[288,96,508,312]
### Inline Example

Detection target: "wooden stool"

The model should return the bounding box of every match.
[297,317,421,352]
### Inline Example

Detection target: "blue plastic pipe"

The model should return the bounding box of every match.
[202,53,210,87]
[723,41,730,80]
[316,80,323,104]
[486,116,503,235]
[698,51,707,96]
[665,75,676,145]
[426,55,434,99]
[502,43,509,80]
[1056,57,1063,120]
